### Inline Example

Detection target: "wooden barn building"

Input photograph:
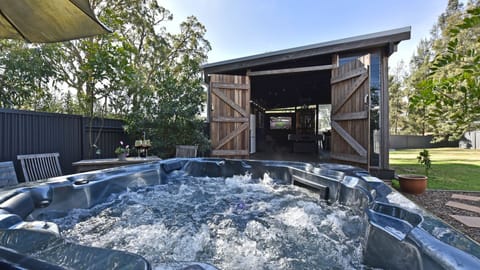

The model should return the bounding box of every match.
[202,27,411,177]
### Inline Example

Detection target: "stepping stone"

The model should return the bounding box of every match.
[452,194,480,202]
[450,215,480,228]
[446,201,480,214]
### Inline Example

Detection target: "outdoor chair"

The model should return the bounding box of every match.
[0,161,18,187]
[17,153,62,182]
[175,145,198,158]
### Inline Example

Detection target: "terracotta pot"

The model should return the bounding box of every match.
[398,174,428,194]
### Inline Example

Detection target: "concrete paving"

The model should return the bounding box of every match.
[452,194,480,202]
[450,215,480,228]
[447,194,480,228]
[446,201,480,215]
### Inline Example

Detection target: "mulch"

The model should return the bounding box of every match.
[403,190,480,243]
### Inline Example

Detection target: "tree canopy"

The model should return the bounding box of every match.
[0,0,211,157]
[405,0,480,141]
[0,42,59,110]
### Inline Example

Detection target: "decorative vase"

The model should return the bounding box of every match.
[398,174,428,194]
[118,153,127,161]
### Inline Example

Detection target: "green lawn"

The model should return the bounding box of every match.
[389,148,480,191]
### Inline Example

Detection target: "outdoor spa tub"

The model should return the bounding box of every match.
[0,158,479,269]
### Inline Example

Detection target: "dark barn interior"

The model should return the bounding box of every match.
[251,70,331,109]
[250,72,332,158]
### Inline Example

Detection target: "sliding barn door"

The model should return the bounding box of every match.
[209,74,250,158]
[330,55,370,168]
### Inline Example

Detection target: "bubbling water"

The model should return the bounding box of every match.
[48,173,368,269]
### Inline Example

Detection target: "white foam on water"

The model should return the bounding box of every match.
[275,205,321,233]
[50,174,368,269]
[260,172,275,186]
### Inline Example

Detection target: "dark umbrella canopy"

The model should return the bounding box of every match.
[0,0,111,43]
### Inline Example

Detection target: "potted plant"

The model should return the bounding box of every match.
[398,149,431,194]
[114,141,130,161]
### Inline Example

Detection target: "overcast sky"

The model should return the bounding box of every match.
[162,0,450,72]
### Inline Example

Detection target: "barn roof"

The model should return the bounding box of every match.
[202,27,411,75]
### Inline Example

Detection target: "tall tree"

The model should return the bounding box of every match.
[124,15,211,157]
[389,61,408,135]
[413,1,480,141]
[405,38,435,136]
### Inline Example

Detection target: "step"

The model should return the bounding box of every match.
[446,201,480,215]
[452,194,480,202]
[450,215,480,228]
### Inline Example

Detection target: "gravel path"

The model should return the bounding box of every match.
[403,190,480,243]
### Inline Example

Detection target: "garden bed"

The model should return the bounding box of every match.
[404,190,480,243]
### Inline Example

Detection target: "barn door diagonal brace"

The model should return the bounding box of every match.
[331,121,367,157]
[332,71,368,115]
[212,88,248,117]
[214,122,249,150]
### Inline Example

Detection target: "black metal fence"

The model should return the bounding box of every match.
[0,109,127,182]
